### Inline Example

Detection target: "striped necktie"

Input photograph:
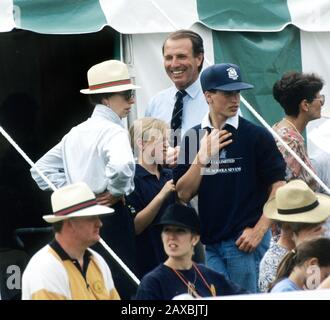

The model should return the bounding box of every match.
[170,90,187,146]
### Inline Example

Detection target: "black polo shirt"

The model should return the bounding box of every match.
[174,117,286,244]
[126,164,175,278]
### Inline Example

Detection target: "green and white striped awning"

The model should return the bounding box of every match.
[1,0,330,34]
[1,0,330,149]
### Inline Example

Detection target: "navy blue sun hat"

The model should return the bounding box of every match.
[200,63,254,92]
[155,203,200,234]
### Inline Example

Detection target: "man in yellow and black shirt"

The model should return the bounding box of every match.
[22,182,120,300]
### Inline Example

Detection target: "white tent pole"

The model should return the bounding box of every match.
[99,239,140,285]
[0,125,140,285]
[0,126,57,192]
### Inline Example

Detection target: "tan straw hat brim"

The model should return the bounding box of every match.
[80,83,140,95]
[264,192,330,223]
[43,205,114,223]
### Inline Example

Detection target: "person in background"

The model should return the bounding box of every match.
[174,63,286,292]
[259,179,330,292]
[126,117,176,277]
[146,29,208,157]
[272,71,325,191]
[135,203,246,300]
[22,182,120,300]
[270,237,330,292]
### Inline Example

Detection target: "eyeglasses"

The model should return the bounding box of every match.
[313,94,325,106]
[117,90,135,101]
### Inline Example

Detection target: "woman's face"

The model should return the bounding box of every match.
[103,92,135,119]
[161,225,199,259]
[306,91,325,120]
[294,223,325,246]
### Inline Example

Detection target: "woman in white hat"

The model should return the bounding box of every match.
[258,179,330,292]
[30,60,140,299]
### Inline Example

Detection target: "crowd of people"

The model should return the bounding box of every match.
[2,29,330,300]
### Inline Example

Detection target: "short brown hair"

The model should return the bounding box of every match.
[162,29,204,73]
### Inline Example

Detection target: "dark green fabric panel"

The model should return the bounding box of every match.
[212,25,302,126]
[14,0,107,34]
[197,0,291,31]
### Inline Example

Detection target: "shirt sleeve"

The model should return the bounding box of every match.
[101,129,135,197]
[30,141,67,191]
[125,179,147,215]
[255,128,286,186]
[22,251,71,300]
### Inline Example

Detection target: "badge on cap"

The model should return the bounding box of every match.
[227,67,238,80]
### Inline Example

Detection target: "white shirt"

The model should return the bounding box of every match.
[201,111,239,130]
[30,104,135,196]
[146,78,209,136]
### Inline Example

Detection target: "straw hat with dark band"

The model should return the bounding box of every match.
[264,179,330,223]
[80,60,140,95]
[43,182,114,223]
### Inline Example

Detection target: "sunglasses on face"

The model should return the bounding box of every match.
[312,94,325,106]
[116,90,135,101]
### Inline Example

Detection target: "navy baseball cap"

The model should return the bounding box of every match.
[200,63,254,92]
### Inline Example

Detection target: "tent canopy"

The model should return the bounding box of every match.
[2,0,330,34]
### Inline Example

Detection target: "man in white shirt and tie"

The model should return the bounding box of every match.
[146,30,209,151]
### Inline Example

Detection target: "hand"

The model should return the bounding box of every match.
[165,146,180,168]
[197,130,232,165]
[235,226,266,253]
[159,179,176,199]
[96,191,124,207]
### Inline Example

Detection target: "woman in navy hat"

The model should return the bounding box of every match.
[135,203,246,300]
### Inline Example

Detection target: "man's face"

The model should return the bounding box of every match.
[205,90,241,119]
[163,38,203,90]
[70,216,103,247]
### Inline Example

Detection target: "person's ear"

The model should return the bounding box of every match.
[192,234,200,246]
[301,99,310,112]
[305,257,319,268]
[136,138,144,150]
[204,91,213,104]
[196,53,204,68]
[101,97,110,107]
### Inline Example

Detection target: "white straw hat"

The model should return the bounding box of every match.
[80,60,140,94]
[43,182,114,223]
[264,180,330,223]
